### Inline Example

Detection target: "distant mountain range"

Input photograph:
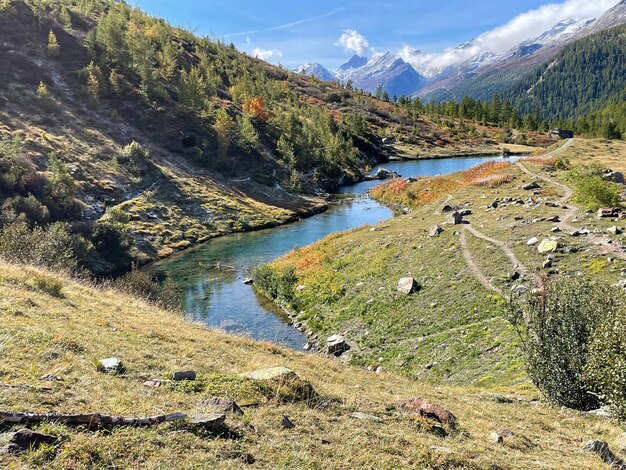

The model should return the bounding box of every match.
[294,0,626,102]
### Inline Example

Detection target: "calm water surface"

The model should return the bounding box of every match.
[153,155,517,349]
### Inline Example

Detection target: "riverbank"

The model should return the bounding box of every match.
[152,154,524,352]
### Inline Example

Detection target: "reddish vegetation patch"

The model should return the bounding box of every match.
[462,161,510,184]
[371,161,513,207]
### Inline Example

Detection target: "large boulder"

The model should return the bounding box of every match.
[522,181,541,190]
[537,239,558,253]
[583,440,624,468]
[326,334,349,356]
[603,171,625,184]
[398,277,420,295]
[172,370,197,381]
[98,357,124,374]
[446,211,463,225]
[367,168,401,181]
[397,398,457,428]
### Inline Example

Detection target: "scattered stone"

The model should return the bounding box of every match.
[441,204,455,213]
[523,181,541,190]
[538,239,558,253]
[510,271,521,281]
[511,285,527,294]
[608,226,623,235]
[551,227,561,233]
[172,370,197,381]
[350,412,382,422]
[527,237,539,246]
[458,209,472,217]
[203,397,244,415]
[398,277,420,295]
[280,415,295,429]
[598,207,622,218]
[189,412,227,432]
[446,211,463,225]
[582,440,625,468]
[296,285,306,292]
[326,334,350,356]
[545,202,560,207]
[429,225,443,237]
[546,216,560,222]
[303,342,313,351]
[98,357,124,374]
[543,259,553,269]
[242,278,253,285]
[489,200,499,209]
[490,431,504,445]
[0,429,59,455]
[397,398,457,428]
[143,379,162,388]
[40,373,63,382]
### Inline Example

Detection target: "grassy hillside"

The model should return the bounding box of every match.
[256,141,626,385]
[0,0,530,274]
[0,260,622,469]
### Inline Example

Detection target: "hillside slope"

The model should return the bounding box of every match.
[0,260,621,469]
[257,140,626,385]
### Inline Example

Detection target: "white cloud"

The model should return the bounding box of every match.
[335,29,370,55]
[253,47,283,62]
[399,0,619,72]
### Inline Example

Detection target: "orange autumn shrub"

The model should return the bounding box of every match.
[243,97,270,122]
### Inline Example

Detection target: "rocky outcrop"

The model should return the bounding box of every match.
[365,168,401,181]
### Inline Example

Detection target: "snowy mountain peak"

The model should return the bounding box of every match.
[338,54,368,72]
[294,63,336,82]
[518,17,595,50]
[335,53,425,97]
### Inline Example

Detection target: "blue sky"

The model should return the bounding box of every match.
[134,0,618,70]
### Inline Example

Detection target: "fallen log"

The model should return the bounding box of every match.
[0,411,187,427]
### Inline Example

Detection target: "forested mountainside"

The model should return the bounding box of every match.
[427,25,626,138]
[0,0,518,275]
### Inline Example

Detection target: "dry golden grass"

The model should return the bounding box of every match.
[0,261,622,468]
[552,138,626,171]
